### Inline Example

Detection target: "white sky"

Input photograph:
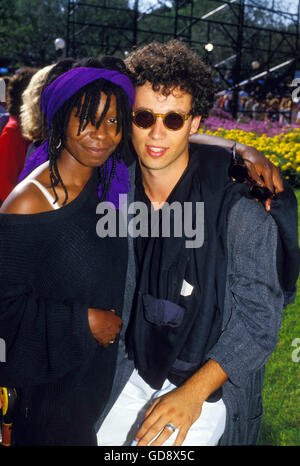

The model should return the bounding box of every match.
[129,0,298,15]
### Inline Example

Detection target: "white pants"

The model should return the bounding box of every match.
[97,369,226,446]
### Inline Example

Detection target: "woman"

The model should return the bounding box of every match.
[20,63,55,162]
[0,67,37,203]
[0,57,135,445]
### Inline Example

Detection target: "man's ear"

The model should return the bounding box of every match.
[189,115,201,135]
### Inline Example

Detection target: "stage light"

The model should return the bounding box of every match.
[205,43,214,53]
[251,60,260,70]
[54,38,66,51]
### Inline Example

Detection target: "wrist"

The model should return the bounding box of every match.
[183,359,228,404]
[235,141,247,157]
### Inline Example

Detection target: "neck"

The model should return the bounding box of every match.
[139,155,189,204]
[57,147,95,187]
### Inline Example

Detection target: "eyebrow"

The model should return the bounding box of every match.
[133,106,191,114]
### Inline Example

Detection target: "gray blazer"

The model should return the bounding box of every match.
[96,167,284,446]
[208,196,284,445]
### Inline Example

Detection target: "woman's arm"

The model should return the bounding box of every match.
[189,133,284,211]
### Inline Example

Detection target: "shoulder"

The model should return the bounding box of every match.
[190,142,232,174]
[0,117,18,135]
[0,163,55,214]
[1,182,47,214]
[228,196,278,245]
[190,142,232,159]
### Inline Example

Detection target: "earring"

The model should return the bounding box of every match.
[56,139,62,150]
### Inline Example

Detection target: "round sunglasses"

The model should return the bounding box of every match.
[131,109,191,131]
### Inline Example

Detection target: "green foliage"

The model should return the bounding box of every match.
[0,0,68,69]
[0,0,297,71]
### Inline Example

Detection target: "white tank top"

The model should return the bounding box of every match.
[28,179,60,210]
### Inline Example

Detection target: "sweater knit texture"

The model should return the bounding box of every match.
[0,170,128,445]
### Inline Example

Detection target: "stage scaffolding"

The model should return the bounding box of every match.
[66,0,300,115]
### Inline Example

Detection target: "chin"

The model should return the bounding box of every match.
[140,157,171,171]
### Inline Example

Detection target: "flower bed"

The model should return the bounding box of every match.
[199,118,300,187]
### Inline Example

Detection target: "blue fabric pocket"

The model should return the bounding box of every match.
[143,294,185,328]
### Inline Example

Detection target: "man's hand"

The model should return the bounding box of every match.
[135,384,203,446]
[135,359,228,446]
[88,308,122,347]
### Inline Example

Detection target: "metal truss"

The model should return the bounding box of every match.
[66,0,300,115]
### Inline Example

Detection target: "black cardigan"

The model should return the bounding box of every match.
[0,170,128,445]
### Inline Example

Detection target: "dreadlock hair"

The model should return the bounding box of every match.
[42,56,132,205]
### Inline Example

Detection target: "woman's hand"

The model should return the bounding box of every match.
[189,133,284,211]
[88,308,122,347]
[236,143,284,211]
[135,384,203,446]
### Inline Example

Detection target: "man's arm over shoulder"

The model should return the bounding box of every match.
[206,197,284,387]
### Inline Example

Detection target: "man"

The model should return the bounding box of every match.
[96,40,299,446]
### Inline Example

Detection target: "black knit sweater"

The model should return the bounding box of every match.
[0,170,128,445]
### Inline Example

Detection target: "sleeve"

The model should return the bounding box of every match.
[0,287,97,387]
[0,223,97,387]
[0,124,27,202]
[206,199,284,387]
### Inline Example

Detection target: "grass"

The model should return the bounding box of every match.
[259,189,300,446]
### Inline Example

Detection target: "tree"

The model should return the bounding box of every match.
[0,0,68,70]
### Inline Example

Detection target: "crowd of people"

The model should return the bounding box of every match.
[0,41,299,448]
[215,88,299,125]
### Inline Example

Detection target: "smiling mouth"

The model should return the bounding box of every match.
[146,145,168,157]
[83,146,108,154]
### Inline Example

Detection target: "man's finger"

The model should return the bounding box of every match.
[145,423,178,446]
[173,426,189,446]
[136,417,165,446]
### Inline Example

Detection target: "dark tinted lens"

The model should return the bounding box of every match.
[164,112,184,130]
[134,110,155,128]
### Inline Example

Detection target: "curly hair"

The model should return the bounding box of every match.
[7,67,37,118]
[20,64,55,142]
[125,40,215,119]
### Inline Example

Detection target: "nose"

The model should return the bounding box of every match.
[90,122,107,140]
[149,116,166,140]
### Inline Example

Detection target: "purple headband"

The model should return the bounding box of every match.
[19,67,134,207]
[42,67,135,128]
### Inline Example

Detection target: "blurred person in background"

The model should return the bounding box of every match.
[0,67,37,204]
[279,96,292,125]
[20,64,55,162]
[0,77,10,135]
[266,97,280,123]
[252,97,266,122]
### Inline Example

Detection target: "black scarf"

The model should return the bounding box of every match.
[126,143,299,394]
